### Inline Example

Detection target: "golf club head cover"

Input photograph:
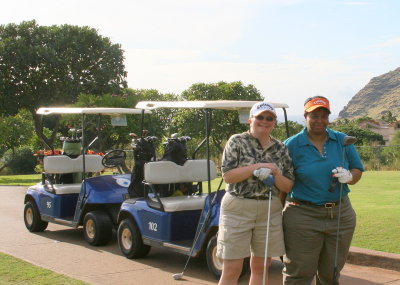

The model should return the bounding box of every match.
[253,168,271,181]
[262,175,275,187]
[253,168,275,187]
[332,167,352,183]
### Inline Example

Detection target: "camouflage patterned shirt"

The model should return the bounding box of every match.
[221,131,294,198]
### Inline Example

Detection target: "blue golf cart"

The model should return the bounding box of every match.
[116,100,290,279]
[23,107,150,246]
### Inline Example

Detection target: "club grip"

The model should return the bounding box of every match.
[262,175,275,187]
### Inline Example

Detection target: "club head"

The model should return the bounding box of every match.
[263,175,275,187]
[329,176,338,192]
[343,136,357,146]
[172,273,183,280]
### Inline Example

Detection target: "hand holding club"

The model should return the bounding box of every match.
[332,167,352,183]
[253,168,271,181]
[253,168,274,187]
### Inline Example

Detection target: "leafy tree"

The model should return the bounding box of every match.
[122,88,180,143]
[0,20,127,149]
[380,131,400,170]
[272,121,304,141]
[0,110,35,172]
[29,127,61,154]
[380,146,400,168]
[72,92,153,152]
[1,147,37,174]
[333,118,351,125]
[171,81,263,158]
[71,90,178,154]
[331,124,384,145]
[381,111,397,123]
[353,116,373,124]
[0,109,34,156]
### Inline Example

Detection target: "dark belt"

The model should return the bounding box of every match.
[245,195,269,200]
[289,197,346,208]
[229,193,269,200]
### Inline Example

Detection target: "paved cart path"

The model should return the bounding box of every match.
[1,186,399,285]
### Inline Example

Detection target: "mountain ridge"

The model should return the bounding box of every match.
[339,67,400,119]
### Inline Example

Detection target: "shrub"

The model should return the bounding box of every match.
[1,147,37,174]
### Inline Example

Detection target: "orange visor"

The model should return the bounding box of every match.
[304,97,330,113]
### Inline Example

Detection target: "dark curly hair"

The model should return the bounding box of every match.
[303,95,329,106]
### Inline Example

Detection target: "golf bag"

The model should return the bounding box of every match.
[157,134,192,197]
[161,134,191,165]
[58,129,82,184]
[128,134,157,197]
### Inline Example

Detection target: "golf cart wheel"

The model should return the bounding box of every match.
[118,218,150,259]
[83,211,112,246]
[24,201,48,232]
[206,234,250,280]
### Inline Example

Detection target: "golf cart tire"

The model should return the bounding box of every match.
[118,218,151,259]
[206,235,250,280]
[24,201,48,232]
[83,211,112,246]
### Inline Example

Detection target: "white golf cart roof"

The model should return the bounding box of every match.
[36,107,151,115]
[135,100,288,110]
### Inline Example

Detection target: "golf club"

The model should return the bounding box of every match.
[332,136,357,284]
[261,175,275,285]
[172,179,223,280]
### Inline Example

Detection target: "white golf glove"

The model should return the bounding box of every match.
[253,168,271,181]
[332,167,353,183]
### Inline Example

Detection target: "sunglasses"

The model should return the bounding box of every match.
[254,115,275,122]
[308,114,329,120]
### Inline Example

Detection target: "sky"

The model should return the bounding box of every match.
[1,0,400,121]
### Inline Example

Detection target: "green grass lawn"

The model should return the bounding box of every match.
[0,174,42,186]
[0,252,88,285]
[349,170,400,254]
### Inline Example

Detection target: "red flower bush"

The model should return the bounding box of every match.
[34,149,104,157]
[34,149,62,157]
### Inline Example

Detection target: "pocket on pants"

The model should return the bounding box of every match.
[221,193,242,213]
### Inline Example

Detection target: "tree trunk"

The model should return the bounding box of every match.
[0,160,11,172]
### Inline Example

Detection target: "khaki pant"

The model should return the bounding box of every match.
[282,196,356,285]
[217,192,285,259]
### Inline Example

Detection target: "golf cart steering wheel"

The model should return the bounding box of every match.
[102,149,127,168]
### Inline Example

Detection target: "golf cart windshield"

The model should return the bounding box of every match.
[36,107,152,181]
[135,100,290,195]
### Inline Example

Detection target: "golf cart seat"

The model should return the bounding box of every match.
[43,155,104,174]
[43,155,105,194]
[50,184,82,195]
[144,159,217,212]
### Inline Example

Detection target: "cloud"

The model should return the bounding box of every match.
[1,0,317,50]
[124,49,366,115]
[2,0,390,117]
[1,0,254,50]
[374,37,400,48]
